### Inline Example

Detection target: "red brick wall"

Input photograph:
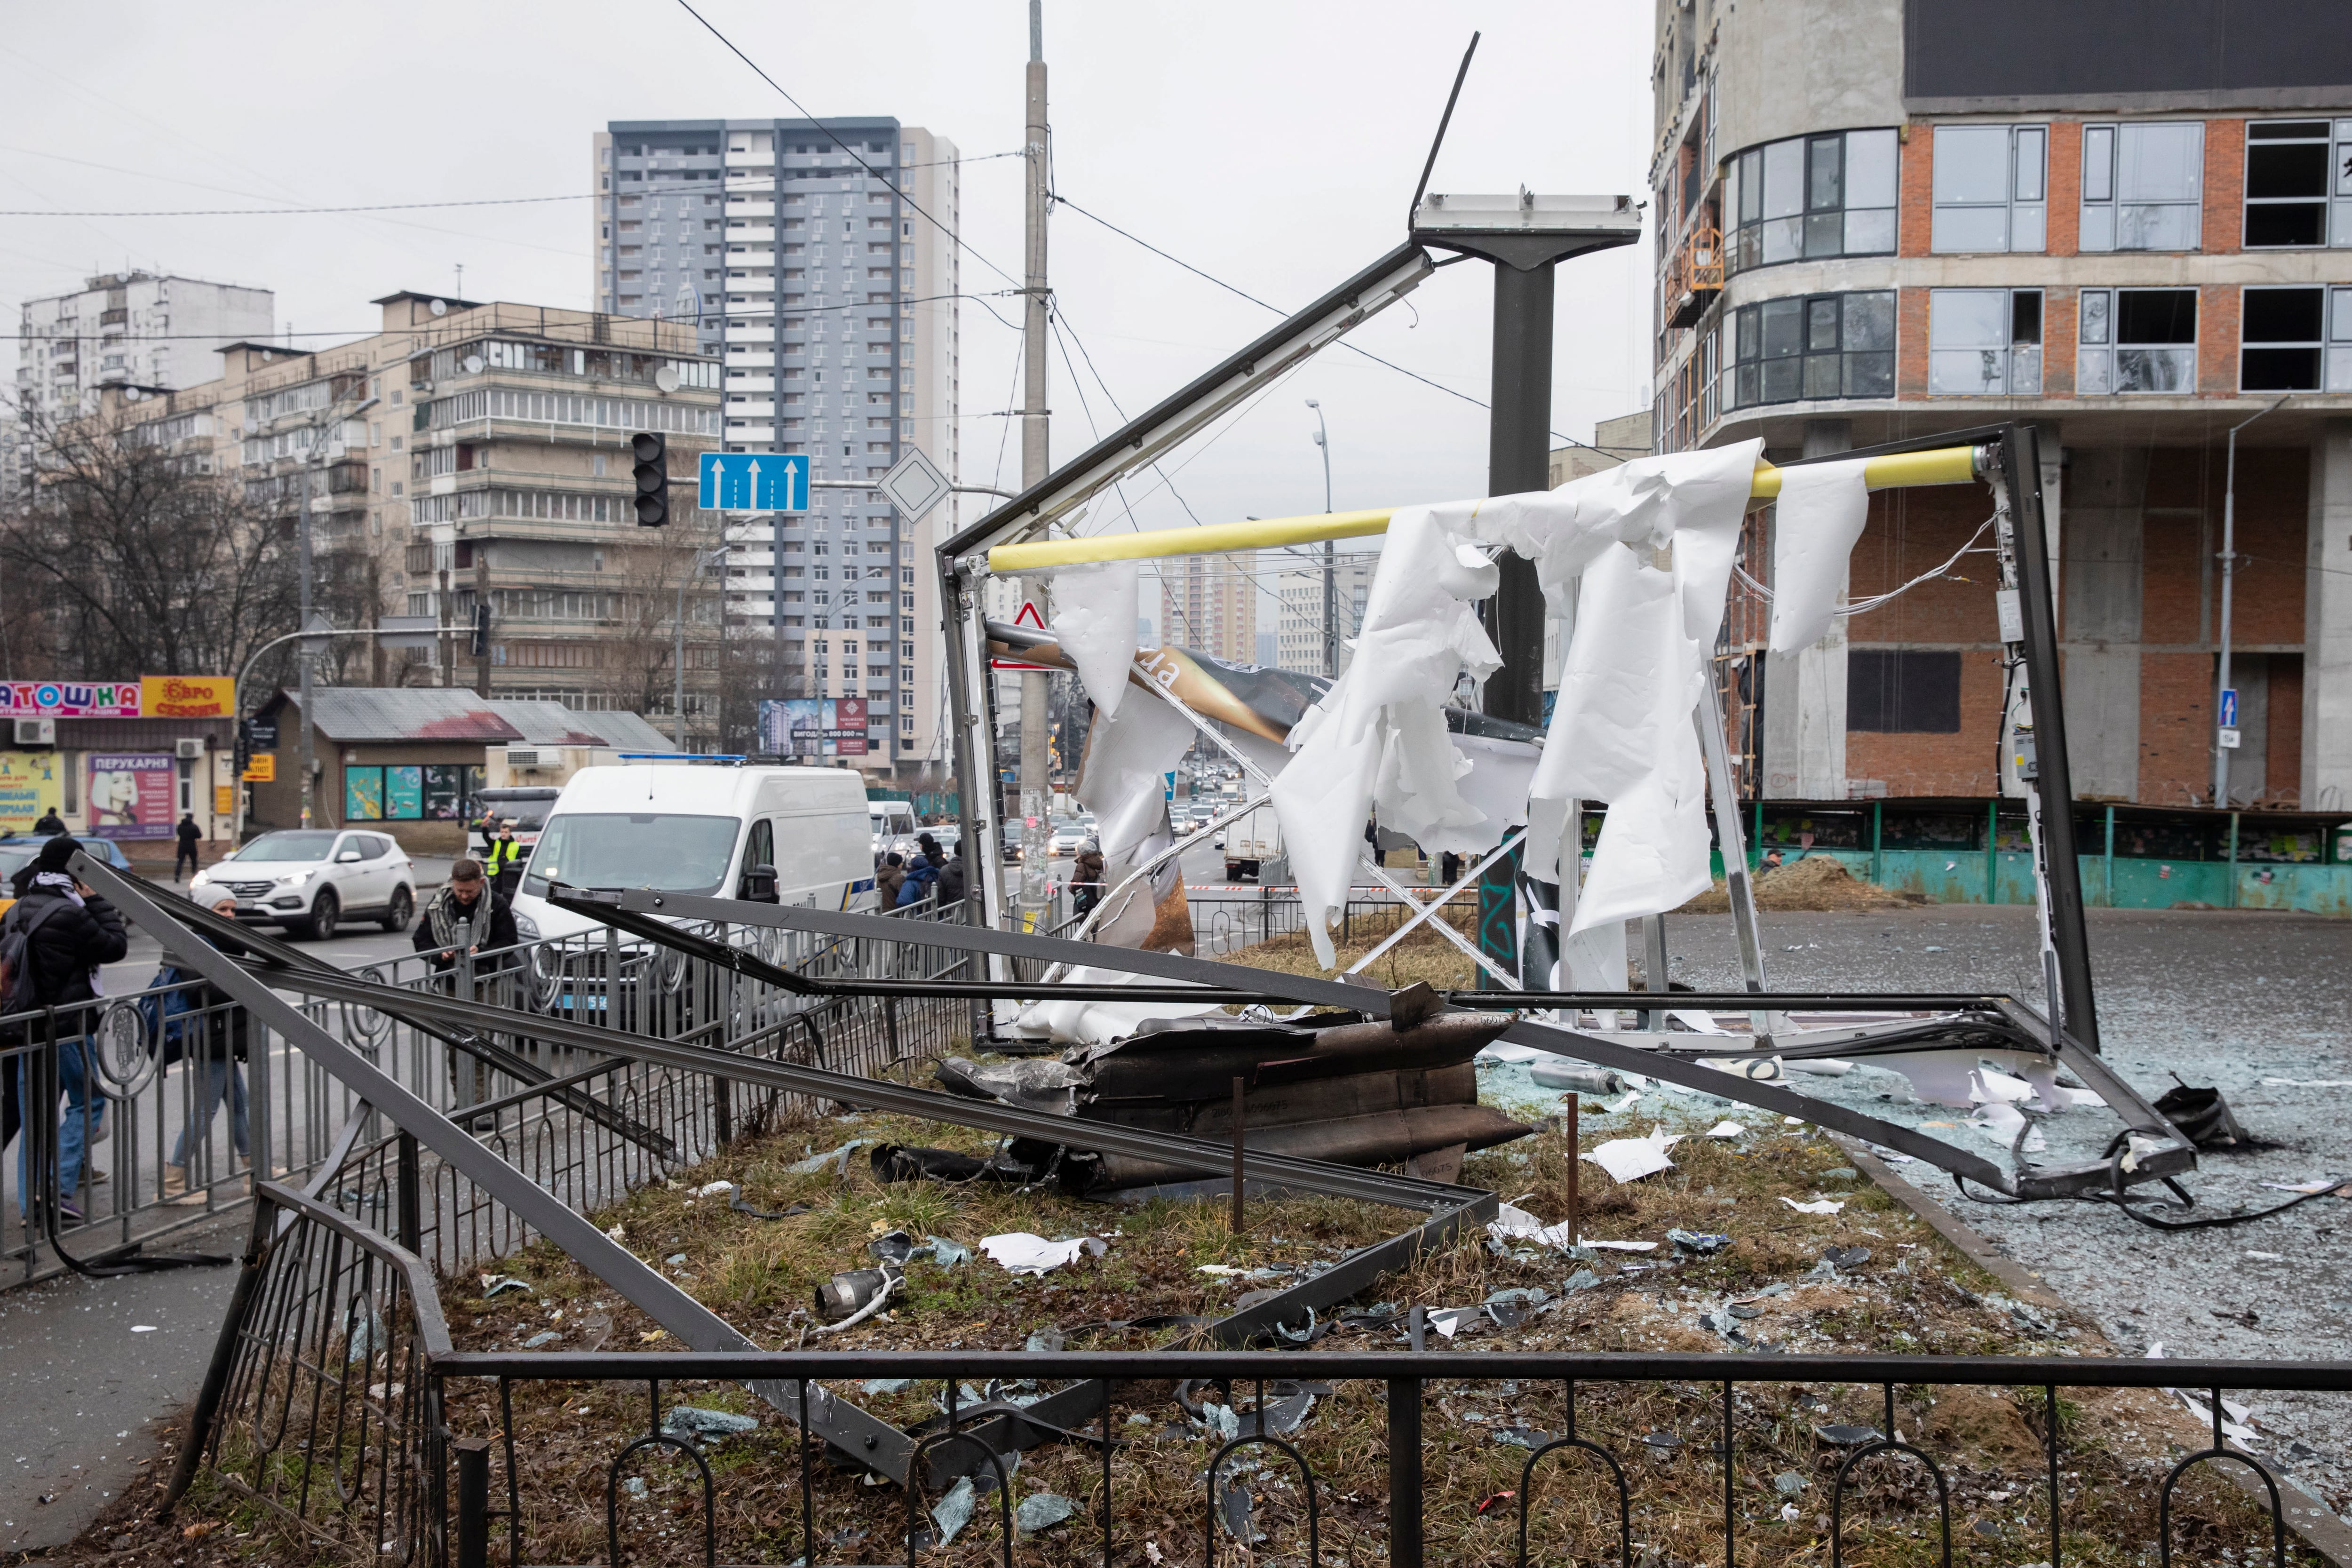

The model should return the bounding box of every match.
[1898,123,1934,257]
[1842,487,2006,795]
[2202,119,2246,256]
[2138,652,2215,805]
[2043,287,2078,397]
[2267,655,2304,806]
[2047,119,2082,255]
[1895,287,1931,396]
[2198,282,2241,398]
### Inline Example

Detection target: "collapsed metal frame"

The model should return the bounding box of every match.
[77,854,1492,1486]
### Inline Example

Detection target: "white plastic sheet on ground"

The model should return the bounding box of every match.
[1767,458,1872,653]
[1009,964,1221,1046]
[1270,507,1501,967]
[1047,560,1141,719]
[1581,1125,1683,1183]
[979,1233,1109,1276]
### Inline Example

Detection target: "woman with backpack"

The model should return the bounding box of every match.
[5,836,129,1224]
[159,893,251,1202]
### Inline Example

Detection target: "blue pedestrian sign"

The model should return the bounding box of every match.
[698,452,809,513]
[2219,687,2238,727]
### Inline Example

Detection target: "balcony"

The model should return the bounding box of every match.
[1665,226,1724,330]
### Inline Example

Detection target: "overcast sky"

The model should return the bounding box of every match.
[3,0,1654,612]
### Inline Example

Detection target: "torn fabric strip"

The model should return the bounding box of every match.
[1767,457,1871,653]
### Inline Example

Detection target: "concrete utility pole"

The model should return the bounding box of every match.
[1015,0,1054,915]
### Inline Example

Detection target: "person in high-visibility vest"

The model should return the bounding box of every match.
[483,820,525,903]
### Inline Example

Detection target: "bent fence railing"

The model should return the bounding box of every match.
[165,1180,449,1563]
[177,1245,2352,1568]
[3,893,998,1287]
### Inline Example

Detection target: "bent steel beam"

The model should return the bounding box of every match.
[70,854,916,1480]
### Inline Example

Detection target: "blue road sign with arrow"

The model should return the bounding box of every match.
[698,452,809,513]
[2220,687,2238,727]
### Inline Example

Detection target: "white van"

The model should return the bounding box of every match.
[510,763,876,945]
[868,798,919,860]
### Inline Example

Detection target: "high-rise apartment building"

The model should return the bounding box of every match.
[596,118,959,779]
[64,293,724,730]
[1650,0,2352,808]
[1272,556,1375,678]
[1157,552,1260,668]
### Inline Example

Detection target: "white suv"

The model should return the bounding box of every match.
[192,829,417,940]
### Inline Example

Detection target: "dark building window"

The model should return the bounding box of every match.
[1727,290,1895,409]
[2240,284,2352,390]
[2242,119,2352,248]
[2077,287,2197,394]
[1849,650,1962,733]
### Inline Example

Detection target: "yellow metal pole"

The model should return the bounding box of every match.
[985,444,1985,575]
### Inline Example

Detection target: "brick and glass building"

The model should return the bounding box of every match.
[1649,0,2352,818]
[595,118,960,780]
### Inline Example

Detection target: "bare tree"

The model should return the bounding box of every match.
[0,400,301,681]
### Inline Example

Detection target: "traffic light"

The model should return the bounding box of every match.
[234,717,252,777]
[632,431,668,527]
[470,604,491,658]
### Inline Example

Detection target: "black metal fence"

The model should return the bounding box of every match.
[175,1183,2348,1568]
[1186,884,1478,960]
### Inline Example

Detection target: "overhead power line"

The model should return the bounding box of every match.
[1052,192,1648,459]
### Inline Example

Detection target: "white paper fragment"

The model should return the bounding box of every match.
[979,1233,1108,1276]
[1605,1089,1642,1115]
[696,1179,735,1197]
[1048,560,1142,719]
[1768,458,1872,653]
[1968,1067,2036,1106]
[1779,1196,1845,1215]
[1486,1203,1584,1251]
[1700,1055,1787,1082]
[1476,1042,1550,1064]
[1966,1100,2047,1153]
[1705,1121,1748,1139]
[1582,1126,1682,1183]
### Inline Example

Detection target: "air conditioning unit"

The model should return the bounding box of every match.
[14,717,55,747]
[175,738,207,760]
[507,748,548,769]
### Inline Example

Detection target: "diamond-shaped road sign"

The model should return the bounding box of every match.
[879,448,952,520]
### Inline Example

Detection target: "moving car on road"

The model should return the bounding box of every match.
[191,829,417,940]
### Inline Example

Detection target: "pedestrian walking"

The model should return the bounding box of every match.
[161,893,252,1201]
[875,852,907,907]
[5,836,129,1224]
[1071,839,1106,918]
[174,812,202,880]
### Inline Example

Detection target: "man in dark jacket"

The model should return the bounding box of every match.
[9,835,130,1222]
[874,852,907,907]
[163,893,252,1201]
[31,808,65,836]
[412,859,520,972]
[174,813,203,880]
[935,847,968,909]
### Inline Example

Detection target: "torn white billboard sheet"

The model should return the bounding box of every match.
[1271,507,1500,968]
[1048,560,1142,719]
[1582,1126,1682,1183]
[1009,964,1224,1046]
[1075,691,1197,952]
[1767,458,1871,653]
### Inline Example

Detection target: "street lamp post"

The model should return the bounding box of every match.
[1307,399,1335,678]
[2212,397,2289,807]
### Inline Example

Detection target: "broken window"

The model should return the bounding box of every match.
[2077,287,2197,394]
[2239,285,2352,391]
[1726,290,1893,409]
[2080,122,2203,252]
[1727,128,1897,269]
[1931,124,2046,252]
[1848,650,1962,733]
[2242,119,2352,248]
[1928,288,2042,395]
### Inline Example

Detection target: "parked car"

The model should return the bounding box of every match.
[1049,817,1095,856]
[0,836,135,916]
[191,829,416,939]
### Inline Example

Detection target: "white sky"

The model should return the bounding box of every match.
[2,0,1655,634]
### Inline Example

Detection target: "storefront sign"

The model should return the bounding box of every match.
[1,682,144,719]
[243,754,277,783]
[86,753,175,839]
[141,675,234,718]
[0,751,64,833]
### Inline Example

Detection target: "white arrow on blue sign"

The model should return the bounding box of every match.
[2220,686,2238,728]
[698,452,810,514]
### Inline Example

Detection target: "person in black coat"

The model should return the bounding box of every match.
[936,847,969,909]
[411,859,520,973]
[8,835,130,1221]
[174,813,202,880]
[31,808,65,836]
[164,892,251,1199]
